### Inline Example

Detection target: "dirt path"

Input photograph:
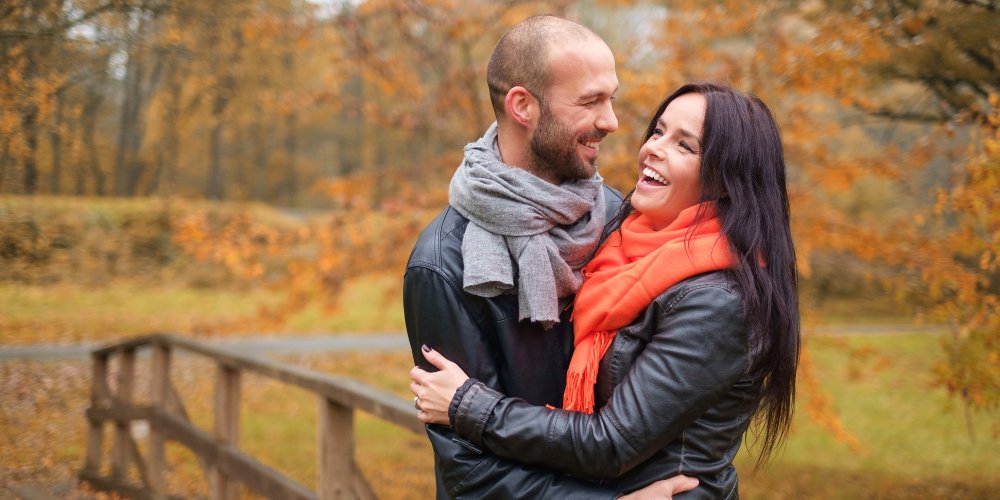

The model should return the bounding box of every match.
[0,325,946,361]
[0,332,410,361]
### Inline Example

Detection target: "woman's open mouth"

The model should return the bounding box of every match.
[640,167,670,187]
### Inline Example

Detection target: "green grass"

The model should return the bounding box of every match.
[803,295,916,325]
[0,276,406,345]
[735,334,999,499]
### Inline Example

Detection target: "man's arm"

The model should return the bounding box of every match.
[404,264,620,499]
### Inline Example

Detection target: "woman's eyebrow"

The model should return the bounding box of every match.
[678,128,701,144]
[657,118,701,144]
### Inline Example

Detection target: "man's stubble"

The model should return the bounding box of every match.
[529,101,601,184]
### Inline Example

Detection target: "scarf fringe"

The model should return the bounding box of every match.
[563,330,616,414]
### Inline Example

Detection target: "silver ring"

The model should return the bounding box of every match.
[413,396,420,410]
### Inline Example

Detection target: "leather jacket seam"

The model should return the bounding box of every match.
[605,409,640,459]
[456,383,483,445]
[657,281,739,314]
[441,213,470,241]
[604,184,625,203]
[475,388,502,445]
[723,383,754,462]
[722,481,739,500]
[677,430,687,475]
[609,333,630,388]
[405,262,492,332]
[451,436,483,454]
[449,454,497,496]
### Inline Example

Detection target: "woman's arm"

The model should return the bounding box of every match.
[414,283,752,479]
[405,266,623,499]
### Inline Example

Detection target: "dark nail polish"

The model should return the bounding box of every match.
[422,344,431,353]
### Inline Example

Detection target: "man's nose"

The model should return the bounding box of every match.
[596,100,618,133]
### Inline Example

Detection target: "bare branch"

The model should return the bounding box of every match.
[864,108,949,122]
[0,1,124,39]
[951,0,1000,12]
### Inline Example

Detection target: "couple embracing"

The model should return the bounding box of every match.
[404,14,799,500]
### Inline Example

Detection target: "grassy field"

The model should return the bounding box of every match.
[0,276,406,345]
[2,273,997,499]
[3,332,998,499]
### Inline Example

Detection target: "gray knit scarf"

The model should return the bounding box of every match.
[449,122,606,327]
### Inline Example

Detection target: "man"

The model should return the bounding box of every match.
[404,15,694,499]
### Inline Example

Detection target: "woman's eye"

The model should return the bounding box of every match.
[653,128,663,136]
[680,141,694,153]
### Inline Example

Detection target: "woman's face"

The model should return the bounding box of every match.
[632,92,706,231]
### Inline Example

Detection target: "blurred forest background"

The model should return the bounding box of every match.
[2,0,999,498]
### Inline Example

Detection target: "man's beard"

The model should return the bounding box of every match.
[529,103,599,183]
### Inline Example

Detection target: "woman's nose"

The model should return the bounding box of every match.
[643,138,665,160]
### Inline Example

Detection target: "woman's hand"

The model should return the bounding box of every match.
[619,476,698,499]
[409,345,470,425]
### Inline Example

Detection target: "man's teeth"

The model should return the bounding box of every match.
[643,167,669,185]
[581,140,600,149]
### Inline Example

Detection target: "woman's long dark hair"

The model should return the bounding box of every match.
[603,82,800,466]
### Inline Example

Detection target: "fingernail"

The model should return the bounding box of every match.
[421,344,431,353]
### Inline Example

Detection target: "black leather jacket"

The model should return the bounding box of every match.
[449,271,760,500]
[403,185,624,500]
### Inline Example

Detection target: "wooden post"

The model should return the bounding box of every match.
[84,355,109,473]
[147,342,171,497]
[318,396,355,500]
[111,348,136,479]
[210,364,240,500]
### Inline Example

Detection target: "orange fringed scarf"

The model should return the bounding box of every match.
[563,202,734,413]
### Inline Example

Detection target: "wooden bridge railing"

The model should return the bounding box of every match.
[79,332,423,500]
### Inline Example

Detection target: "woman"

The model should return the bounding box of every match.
[410,82,800,499]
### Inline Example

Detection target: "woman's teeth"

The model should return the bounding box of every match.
[643,167,669,185]
[581,140,600,149]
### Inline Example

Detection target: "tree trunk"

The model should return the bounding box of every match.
[74,112,86,196]
[49,91,64,194]
[251,115,273,202]
[283,53,297,206]
[205,74,230,200]
[81,93,106,196]
[0,142,10,194]
[461,41,487,134]
[22,107,39,194]
[114,52,143,197]
[157,77,181,197]
[128,53,163,196]
[206,118,225,200]
[204,7,244,201]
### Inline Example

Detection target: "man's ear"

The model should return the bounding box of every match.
[505,86,539,130]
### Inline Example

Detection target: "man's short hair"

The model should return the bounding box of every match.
[486,15,600,121]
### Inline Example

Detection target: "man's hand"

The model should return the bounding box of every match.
[409,345,470,425]
[619,476,699,499]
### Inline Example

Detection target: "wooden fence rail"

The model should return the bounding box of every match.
[79,332,423,500]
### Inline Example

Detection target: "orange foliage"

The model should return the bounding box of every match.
[171,171,445,332]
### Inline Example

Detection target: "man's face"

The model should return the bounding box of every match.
[528,38,619,184]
